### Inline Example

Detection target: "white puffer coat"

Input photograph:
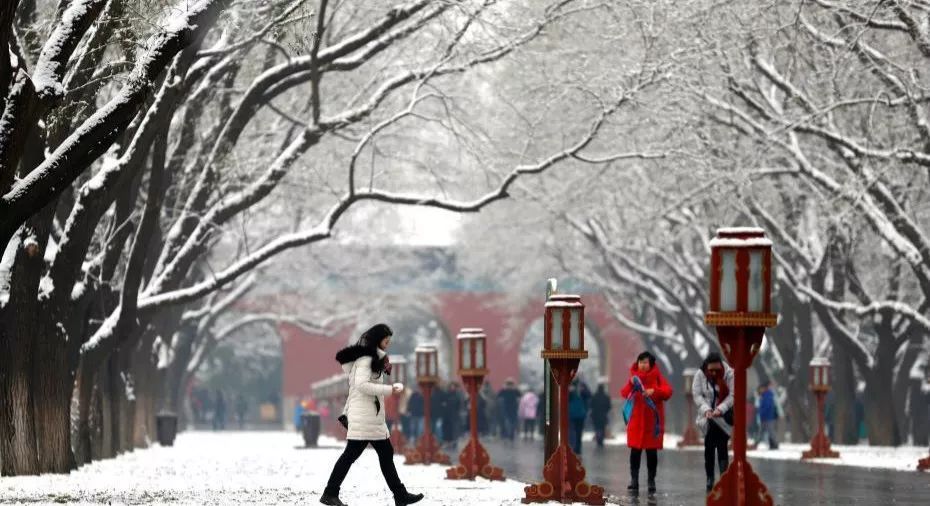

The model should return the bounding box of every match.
[692,363,734,436]
[338,346,394,441]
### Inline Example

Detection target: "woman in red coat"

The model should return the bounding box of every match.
[620,351,673,494]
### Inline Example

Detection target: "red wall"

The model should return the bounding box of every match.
[275,292,642,399]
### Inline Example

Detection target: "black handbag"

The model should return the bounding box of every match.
[337,414,349,429]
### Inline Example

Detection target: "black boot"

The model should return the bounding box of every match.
[395,492,424,506]
[706,477,714,492]
[627,476,639,492]
[647,476,656,494]
[320,494,347,506]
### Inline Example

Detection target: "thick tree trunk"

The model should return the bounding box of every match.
[0,333,38,476]
[863,368,900,446]
[831,344,859,444]
[31,327,75,473]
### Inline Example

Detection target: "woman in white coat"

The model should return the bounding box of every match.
[692,352,735,492]
[320,324,424,506]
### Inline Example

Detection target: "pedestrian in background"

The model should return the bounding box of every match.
[756,382,779,449]
[568,379,590,455]
[480,382,497,437]
[590,383,612,447]
[620,351,673,494]
[407,387,424,441]
[518,386,539,440]
[497,379,521,441]
[212,390,226,431]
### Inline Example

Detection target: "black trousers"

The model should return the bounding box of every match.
[630,448,658,479]
[704,421,730,479]
[324,439,405,497]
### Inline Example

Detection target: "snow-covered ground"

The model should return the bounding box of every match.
[605,432,929,472]
[0,431,612,505]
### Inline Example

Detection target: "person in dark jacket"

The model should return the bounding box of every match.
[212,390,226,431]
[441,382,463,450]
[320,324,424,506]
[407,388,424,441]
[590,384,612,447]
[568,379,591,455]
[497,379,521,441]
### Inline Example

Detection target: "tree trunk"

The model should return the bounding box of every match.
[31,326,75,473]
[0,213,54,475]
[0,331,38,476]
[73,357,97,466]
[909,378,928,446]
[118,344,136,454]
[862,368,900,446]
[831,344,859,444]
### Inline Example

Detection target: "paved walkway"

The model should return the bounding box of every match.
[486,437,930,505]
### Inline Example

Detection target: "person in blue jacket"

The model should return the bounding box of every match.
[756,382,779,450]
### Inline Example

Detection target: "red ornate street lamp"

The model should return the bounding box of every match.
[918,363,930,472]
[802,357,839,460]
[389,355,409,453]
[447,328,505,481]
[405,345,450,465]
[524,294,605,505]
[678,367,702,448]
[705,227,777,506]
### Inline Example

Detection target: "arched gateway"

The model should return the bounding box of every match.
[242,292,642,427]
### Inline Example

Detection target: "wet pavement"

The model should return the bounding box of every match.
[485,438,929,506]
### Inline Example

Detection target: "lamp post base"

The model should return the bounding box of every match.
[918,455,930,472]
[707,459,773,506]
[523,444,605,505]
[404,432,450,466]
[679,425,702,447]
[390,424,408,454]
[446,439,504,481]
[802,432,839,460]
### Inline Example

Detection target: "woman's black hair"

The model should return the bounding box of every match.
[357,323,393,349]
[636,351,656,367]
[701,352,725,373]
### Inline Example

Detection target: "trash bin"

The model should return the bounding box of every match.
[301,411,321,447]
[156,411,179,447]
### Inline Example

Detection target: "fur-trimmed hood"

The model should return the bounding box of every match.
[335,344,387,375]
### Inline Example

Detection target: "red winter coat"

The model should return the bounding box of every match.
[620,363,673,450]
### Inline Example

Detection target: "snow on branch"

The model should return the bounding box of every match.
[0,0,225,246]
[138,95,638,310]
[798,284,930,336]
[31,0,108,101]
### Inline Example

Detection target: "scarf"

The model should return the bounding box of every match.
[631,376,661,438]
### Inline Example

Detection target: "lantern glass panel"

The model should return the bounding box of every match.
[476,339,485,368]
[431,353,438,377]
[720,250,738,311]
[551,308,564,350]
[462,340,472,369]
[748,250,764,312]
[569,307,581,350]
